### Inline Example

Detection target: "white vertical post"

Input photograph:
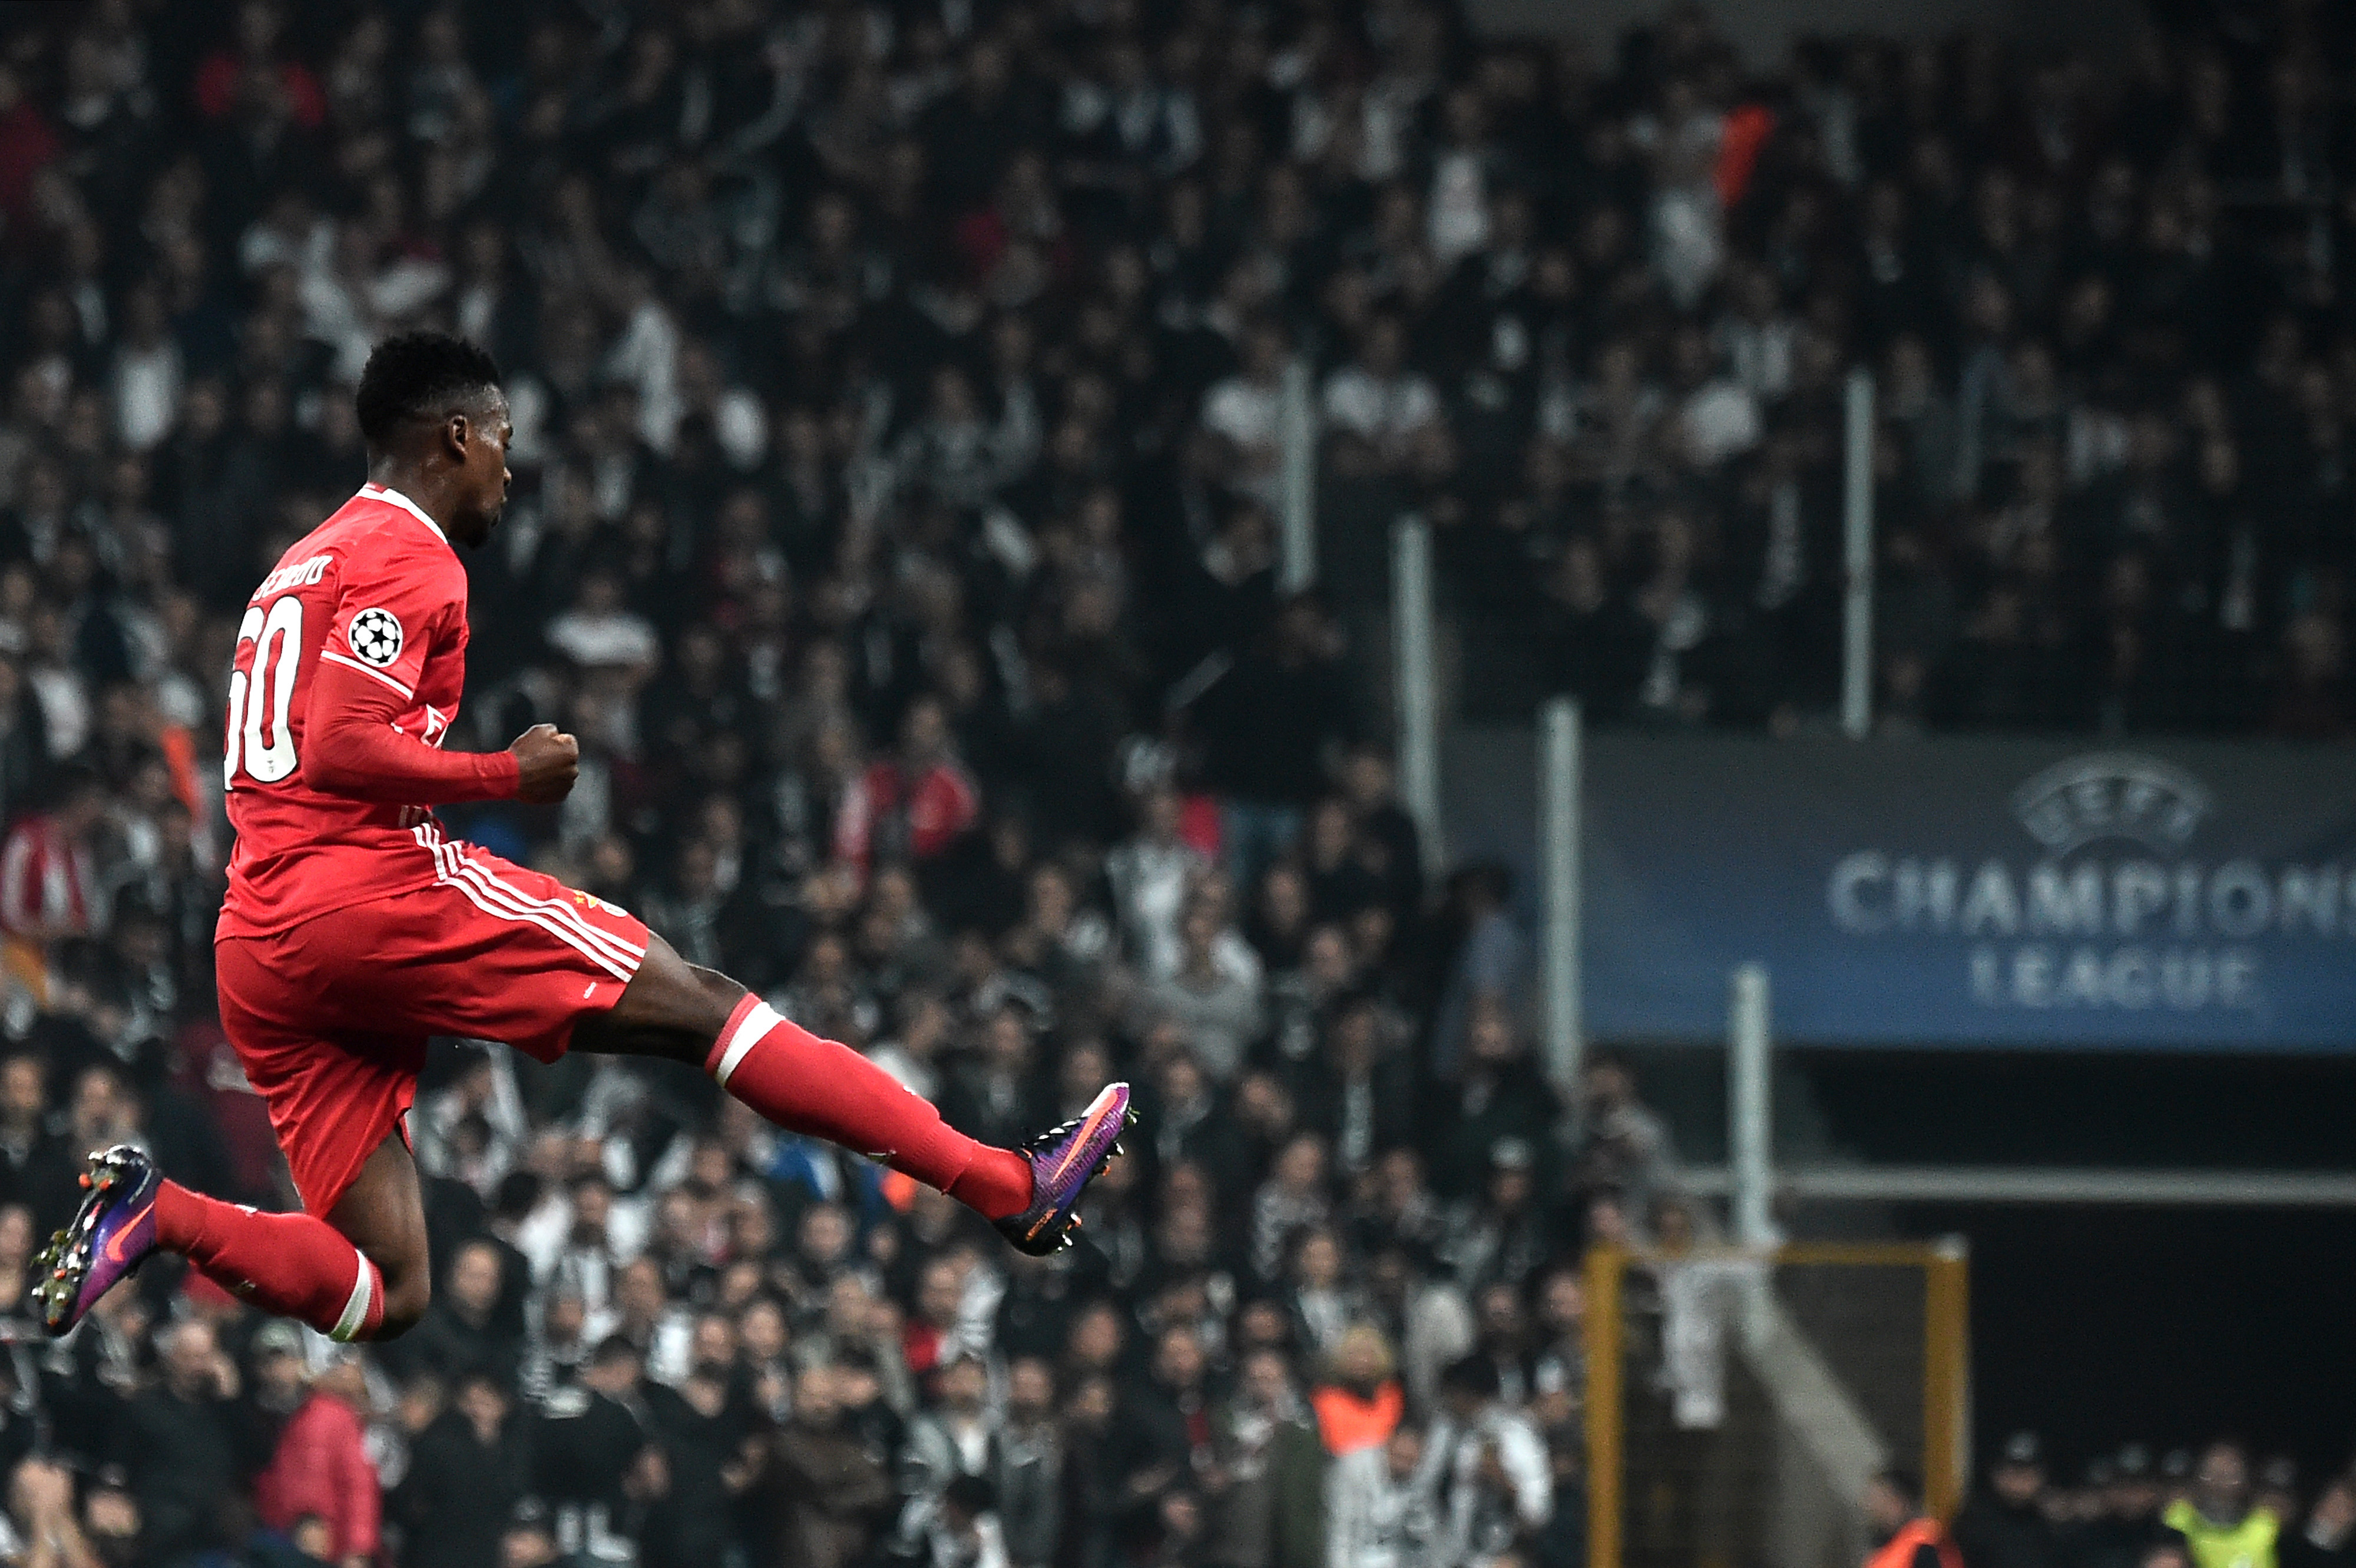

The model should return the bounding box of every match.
[1842,368,1876,740]
[1538,697,1584,1093]
[1391,515,1441,875]
[1279,356,1317,594]
[1730,962,1774,1246]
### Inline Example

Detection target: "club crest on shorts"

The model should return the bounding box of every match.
[348,607,403,667]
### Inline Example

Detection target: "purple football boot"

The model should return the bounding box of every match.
[994,1082,1137,1256]
[34,1146,161,1336]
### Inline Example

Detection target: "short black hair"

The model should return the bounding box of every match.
[943,1475,997,1517]
[49,761,104,808]
[1440,1353,1500,1400]
[355,331,502,446]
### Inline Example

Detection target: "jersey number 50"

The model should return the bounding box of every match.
[224,596,303,787]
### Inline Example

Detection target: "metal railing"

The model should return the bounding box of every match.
[1391,515,1442,875]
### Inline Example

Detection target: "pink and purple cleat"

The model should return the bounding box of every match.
[33,1146,160,1336]
[995,1082,1136,1256]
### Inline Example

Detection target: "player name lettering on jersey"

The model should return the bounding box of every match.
[220,488,474,939]
[254,553,332,599]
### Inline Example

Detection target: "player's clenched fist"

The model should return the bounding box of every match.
[509,723,580,803]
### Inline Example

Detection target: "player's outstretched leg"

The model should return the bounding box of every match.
[577,936,1134,1255]
[35,1144,403,1340]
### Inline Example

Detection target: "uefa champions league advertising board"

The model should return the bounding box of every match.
[1447,732,2356,1048]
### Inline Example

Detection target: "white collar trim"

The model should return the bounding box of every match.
[358,483,448,544]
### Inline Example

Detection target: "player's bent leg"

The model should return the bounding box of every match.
[35,1132,430,1341]
[573,936,1019,1203]
[321,1131,434,1337]
[568,937,741,1064]
[573,933,1134,1253]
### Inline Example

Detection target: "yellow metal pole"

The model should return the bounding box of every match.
[1586,1245,1625,1568]
[1922,1243,1971,1520]
[1774,1242,1953,1268]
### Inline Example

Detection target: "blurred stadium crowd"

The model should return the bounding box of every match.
[0,0,2344,1563]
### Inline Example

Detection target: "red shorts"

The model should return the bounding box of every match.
[216,849,650,1215]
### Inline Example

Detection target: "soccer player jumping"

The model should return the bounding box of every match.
[34,333,1131,1344]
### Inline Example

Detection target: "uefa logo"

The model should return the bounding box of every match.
[2010,753,2211,856]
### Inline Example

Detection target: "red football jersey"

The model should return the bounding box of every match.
[219,484,474,938]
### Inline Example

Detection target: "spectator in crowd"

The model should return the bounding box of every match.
[1194,598,1356,892]
[1429,1354,1552,1566]
[2168,1443,2281,1568]
[2076,1448,2185,1568]
[1312,1323,1406,1459]
[1428,869,1528,1084]
[833,696,981,884]
[496,1498,568,1568]
[0,766,105,951]
[993,1355,1063,1568]
[1323,316,1442,469]
[115,1319,240,1562]
[1140,903,1267,1085]
[1430,1007,1557,1202]
[1,1458,106,1568]
[1566,1053,1678,1215]
[2259,1460,2305,1540]
[1203,1345,1326,1568]
[1203,322,1295,514]
[247,1324,380,1567]
[1104,785,1209,983]
[895,1352,999,1550]
[2287,1476,2356,1568]
[1527,1266,1586,1432]
[769,1363,895,1568]
[395,1371,531,1568]
[1958,1431,2061,1568]
[0,1056,71,1233]
[1328,1422,1445,1568]
[386,1237,524,1391]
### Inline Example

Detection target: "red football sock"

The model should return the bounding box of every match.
[706,995,1034,1219]
[155,1182,386,1341]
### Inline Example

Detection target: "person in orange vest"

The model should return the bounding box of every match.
[1311,1322,1406,1456]
[1867,1468,1966,1568]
